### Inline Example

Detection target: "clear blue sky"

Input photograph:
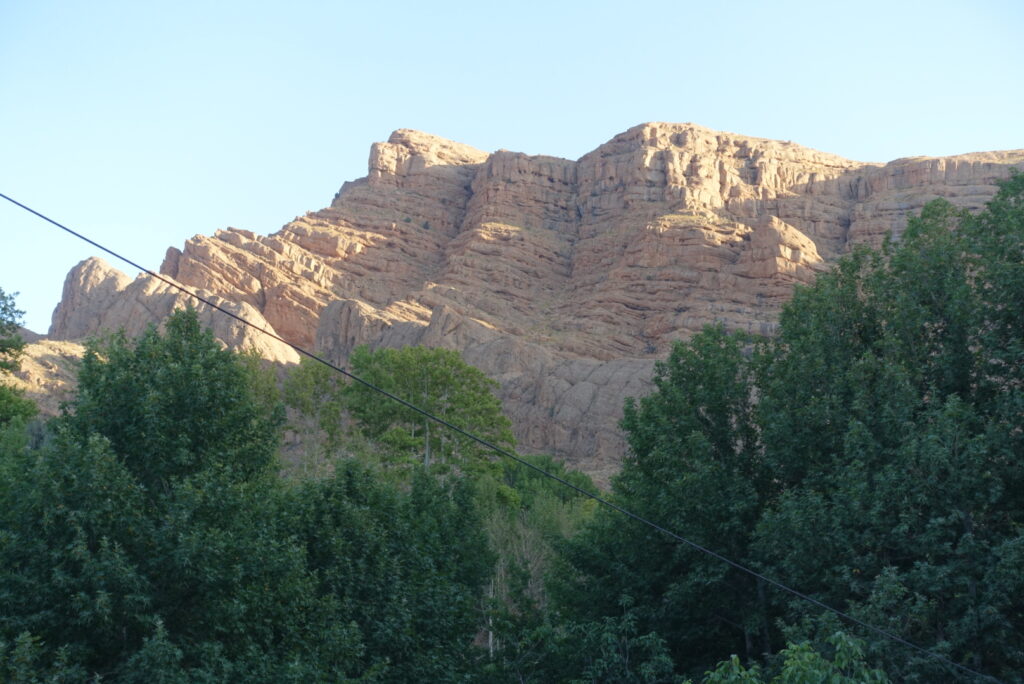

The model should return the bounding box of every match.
[2,0,1021,333]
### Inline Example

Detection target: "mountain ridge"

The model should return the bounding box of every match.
[34,123,1024,480]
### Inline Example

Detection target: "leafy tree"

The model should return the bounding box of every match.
[283,459,492,681]
[61,309,283,491]
[284,345,516,479]
[483,453,598,603]
[283,349,354,463]
[557,176,1024,681]
[702,632,889,684]
[0,384,37,428]
[0,310,362,680]
[0,288,25,374]
[285,348,606,679]
[566,605,684,684]
[477,599,683,684]
[345,345,515,472]
[752,180,1024,680]
[476,453,598,679]
[556,326,769,674]
[0,288,36,426]
[0,309,496,681]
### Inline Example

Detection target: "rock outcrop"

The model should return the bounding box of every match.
[51,257,299,364]
[7,338,84,417]
[46,123,1024,479]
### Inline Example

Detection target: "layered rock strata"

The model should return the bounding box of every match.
[52,257,299,364]
[47,123,1024,480]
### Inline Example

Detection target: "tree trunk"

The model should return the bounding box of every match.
[424,420,431,467]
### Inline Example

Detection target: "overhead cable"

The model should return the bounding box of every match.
[0,191,1000,683]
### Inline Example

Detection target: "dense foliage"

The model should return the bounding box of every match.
[285,345,599,678]
[4,174,1023,680]
[286,345,514,475]
[0,288,26,375]
[557,174,1024,682]
[0,310,491,681]
[0,288,36,427]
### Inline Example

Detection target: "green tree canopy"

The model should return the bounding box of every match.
[61,309,283,491]
[702,632,889,684]
[346,345,516,471]
[0,288,25,374]
[286,344,516,476]
[0,287,36,426]
[0,309,494,681]
[557,174,1024,681]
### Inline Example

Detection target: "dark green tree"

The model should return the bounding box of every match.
[752,180,1024,680]
[557,176,1024,681]
[61,309,283,491]
[0,309,367,680]
[286,461,492,680]
[0,308,498,681]
[556,327,769,675]
[0,288,36,426]
[0,384,37,428]
[0,288,25,374]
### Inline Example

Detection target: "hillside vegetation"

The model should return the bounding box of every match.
[1,174,1022,681]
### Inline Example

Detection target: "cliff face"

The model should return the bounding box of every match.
[51,257,299,364]
[47,123,1024,481]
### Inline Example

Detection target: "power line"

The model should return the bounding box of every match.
[0,191,1000,683]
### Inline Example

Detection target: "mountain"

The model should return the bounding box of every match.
[39,123,1024,482]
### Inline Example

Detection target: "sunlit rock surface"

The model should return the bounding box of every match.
[46,124,1024,481]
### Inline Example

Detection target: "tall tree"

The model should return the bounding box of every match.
[1,309,497,681]
[286,345,516,474]
[61,308,283,491]
[284,460,492,681]
[557,176,1024,681]
[556,327,769,675]
[753,179,1024,680]
[346,345,516,472]
[0,288,25,374]
[0,288,36,426]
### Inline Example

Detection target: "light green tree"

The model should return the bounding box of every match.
[702,633,889,683]
[346,345,516,472]
[286,345,516,475]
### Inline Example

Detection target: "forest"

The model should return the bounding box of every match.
[1,173,1022,682]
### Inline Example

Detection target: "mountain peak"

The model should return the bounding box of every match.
[42,126,1024,480]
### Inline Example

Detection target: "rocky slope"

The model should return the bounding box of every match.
[44,123,1024,481]
[8,337,84,417]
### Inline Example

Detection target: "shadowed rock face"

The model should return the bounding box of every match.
[47,123,1024,481]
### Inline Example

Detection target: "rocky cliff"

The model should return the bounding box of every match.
[45,123,1024,482]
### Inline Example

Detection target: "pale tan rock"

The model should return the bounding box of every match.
[50,258,299,364]
[6,339,85,417]
[50,256,132,338]
[47,124,1024,480]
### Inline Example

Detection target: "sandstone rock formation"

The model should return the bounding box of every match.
[51,257,299,364]
[7,338,84,417]
[45,123,1024,480]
